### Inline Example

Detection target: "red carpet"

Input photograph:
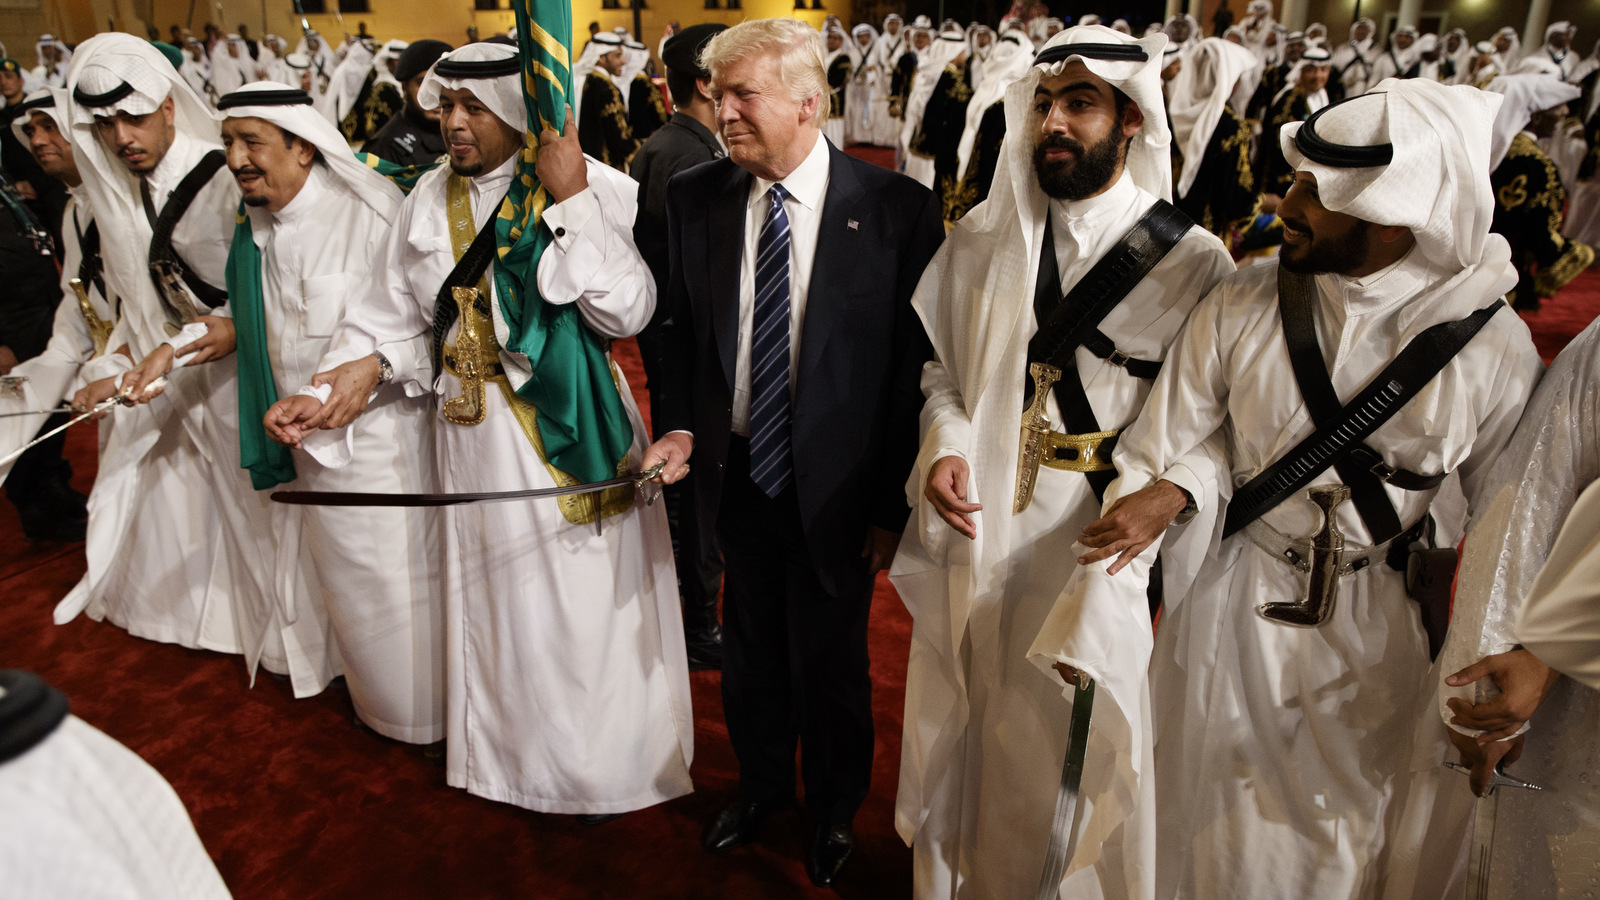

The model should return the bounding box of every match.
[4,259,1598,900]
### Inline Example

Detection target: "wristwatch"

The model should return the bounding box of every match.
[373,351,394,385]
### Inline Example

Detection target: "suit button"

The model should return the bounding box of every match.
[554,226,566,238]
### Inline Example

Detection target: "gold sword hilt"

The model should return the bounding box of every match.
[1014,362,1063,514]
[442,286,489,426]
[70,277,114,358]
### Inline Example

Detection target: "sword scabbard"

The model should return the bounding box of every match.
[442,286,489,426]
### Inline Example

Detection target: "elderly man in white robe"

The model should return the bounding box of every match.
[893,26,1235,900]
[1059,79,1542,899]
[0,89,123,481]
[200,82,442,745]
[268,42,692,821]
[63,34,336,696]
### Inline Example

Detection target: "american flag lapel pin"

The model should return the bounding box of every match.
[847,218,859,230]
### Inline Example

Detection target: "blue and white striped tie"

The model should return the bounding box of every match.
[748,183,793,498]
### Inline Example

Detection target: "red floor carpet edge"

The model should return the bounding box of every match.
[3,227,1597,900]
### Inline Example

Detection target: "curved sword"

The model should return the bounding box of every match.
[269,460,676,508]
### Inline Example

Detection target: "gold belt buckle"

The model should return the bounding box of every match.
[1038,427,1119,473]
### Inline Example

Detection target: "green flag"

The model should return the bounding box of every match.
[492,0,635,484]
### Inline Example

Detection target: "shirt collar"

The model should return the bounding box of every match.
[472,151,519,197]
[1322,243,1431,317]
[1049,168,1137,230]
[267,162,328,228]
[749,133,830,212]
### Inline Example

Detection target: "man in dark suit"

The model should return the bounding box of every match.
[644,18,943,889]
[631,22,728,672]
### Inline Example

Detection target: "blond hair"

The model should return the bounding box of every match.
[699,18,826,104]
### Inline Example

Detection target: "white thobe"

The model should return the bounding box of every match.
[0,712,232,900]
[0,195,124,481]
[251,165,442,743]
[1332,41,1374,97]
[58,133,298,691]
[866,34,908,147]
[325,153,693,813]
[892,173,1236,900]
[1091,252,1540,900]
[1381,318,1600,900]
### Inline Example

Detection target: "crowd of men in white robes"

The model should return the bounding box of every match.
[3,5,1600,899]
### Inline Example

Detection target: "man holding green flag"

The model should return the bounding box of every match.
[265,36,693,822]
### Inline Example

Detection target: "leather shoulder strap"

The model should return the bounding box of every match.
[1027,198,1194,376]
[1222,280,1504,541]
[429,174,505,377]
[148,149,229,309]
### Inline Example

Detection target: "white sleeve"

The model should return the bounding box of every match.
[535,161,656,339]
[314,207,433,397]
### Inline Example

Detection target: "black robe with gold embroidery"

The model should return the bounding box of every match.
[339,70,403,144]
[1492,132,1596,309]
[914,60,974,222]
[1256,88,1313,196]
[1246,62,1288,122]
[1174,106,1258,239]
[579,71,640,171]
[889,51,917,119]
[826,53,852,122]
[628,71,669,145]
[945,99,1005,223]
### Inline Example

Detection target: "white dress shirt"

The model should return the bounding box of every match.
[730,133,831,436]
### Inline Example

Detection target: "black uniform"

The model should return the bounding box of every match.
[0,173,81,540]
[1257,87,1315,196]
[915,58,974,223]
[338,70,403,144]
[361,102,446,168]
[630,111,725,668]
[945,98,1005,223]
[628,70,670,145]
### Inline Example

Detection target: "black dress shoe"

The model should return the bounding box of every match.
[684,634,723,671]
[575,813,622,826]
[806,822,854,888]
[701,798,781,852]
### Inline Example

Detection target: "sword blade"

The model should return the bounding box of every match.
[1035,674,1096,900]
[270,461,669,508]
[0,399,115,467]
[0,406,76,418]
[1464,787,1497,900]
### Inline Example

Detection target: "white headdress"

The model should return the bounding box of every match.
[1280,78,1505,271]
[217,82,401,222]
[1169,37,1260,198]
[1484,72,1582,170]
[417,41,526,135]
[8,87,68,149]
[66,33,225,352]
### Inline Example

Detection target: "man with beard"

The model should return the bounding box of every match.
[362,40,452,167]
[1369,24,1421,82]
[268,40,692,824]
[64,34,328,691]
[0,58,68,254]
[1332,18,1376,98]
[1257,46,1331,198]
[1061,79,1541,898]
[0,88,85,541]
[578,32,639,171]
[1486,72,1594,311]
[891,25,1235,900]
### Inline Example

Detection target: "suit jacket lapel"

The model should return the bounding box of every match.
[710,164,750,391]
[797,142,863,400]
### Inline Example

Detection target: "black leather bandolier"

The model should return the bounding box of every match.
[74,209,113,317]
[1222,266,1504,656]
[147,149,228,323]
[1026,199,1194,619]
